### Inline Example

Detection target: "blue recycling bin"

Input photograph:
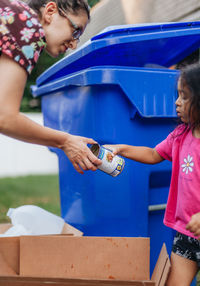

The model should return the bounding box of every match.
[33,22,200,275]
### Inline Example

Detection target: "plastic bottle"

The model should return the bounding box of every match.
[7,205,65,235]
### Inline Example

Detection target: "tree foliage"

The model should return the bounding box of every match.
[21,50,64,112]
[21,0,101,112]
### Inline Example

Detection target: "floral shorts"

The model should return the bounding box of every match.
[172,232,200,267]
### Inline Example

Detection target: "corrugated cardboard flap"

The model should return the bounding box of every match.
[0,236,169,286]
[0,276,155,286]
[0,224,12,234]
[20,236,150,281]
[0,253,17,276]
[62,223,83,236]
[151,244,171,286]
[0,236,19,275]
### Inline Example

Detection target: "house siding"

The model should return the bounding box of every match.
[79,0,200,47]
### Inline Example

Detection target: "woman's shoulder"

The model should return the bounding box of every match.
[0,0,46,75]
[0,0,41,30]
[0,0,37,16]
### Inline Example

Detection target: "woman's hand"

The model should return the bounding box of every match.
[62,134,102,174]
[186,213,200,237]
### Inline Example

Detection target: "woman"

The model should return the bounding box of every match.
[0,0,101,174]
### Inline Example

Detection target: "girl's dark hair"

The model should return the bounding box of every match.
[179,63,200,130]
[27,0,90,19]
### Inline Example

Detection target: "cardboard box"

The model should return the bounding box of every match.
[0,222,82,276]
[20,236,149,280]
[0,276,156,286]
[0,225,170,286]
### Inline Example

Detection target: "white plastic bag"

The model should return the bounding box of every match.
[6,205,65,236]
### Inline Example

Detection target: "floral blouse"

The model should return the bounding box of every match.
[0,0,46,74]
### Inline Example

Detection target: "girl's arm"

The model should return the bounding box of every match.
[0,54,101,174]
[106,144,164,164]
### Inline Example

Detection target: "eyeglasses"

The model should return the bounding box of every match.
[58,8,82,41]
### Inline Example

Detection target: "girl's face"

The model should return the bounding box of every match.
[41,2,88,57]
[176,78,192,123]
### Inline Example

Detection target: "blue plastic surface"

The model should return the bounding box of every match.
[33,66,179,118]
[37,21,200,86]
[33,22,200,278]
[34,66,179,273]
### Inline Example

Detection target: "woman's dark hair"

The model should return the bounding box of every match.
[179,63,200,130]
[27,0,90,19]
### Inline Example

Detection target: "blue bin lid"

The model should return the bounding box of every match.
[37,21,200,86]
[33,66,179,118]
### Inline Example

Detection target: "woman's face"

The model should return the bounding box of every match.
[175,78,192,123]
[41,2,88,57]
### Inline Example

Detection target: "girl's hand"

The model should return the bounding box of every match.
[102,145,121,156]
[62,134,102,174]
[186,213,200,237]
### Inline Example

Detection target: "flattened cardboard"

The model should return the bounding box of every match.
[0,253,17,276]
[0,224,12,233]
[0,222,170,286]
[62,222,83,236]
[0,236,19,275]
[20,236,150,281]
[158,259,170,286]
[151,244,170,286]
[0,276,155,286]
[0,221,81,277]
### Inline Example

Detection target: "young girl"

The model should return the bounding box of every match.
[0,0,101,174]
[107,63,200,286]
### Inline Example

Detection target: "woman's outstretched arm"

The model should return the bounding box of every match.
[0,54,101,174]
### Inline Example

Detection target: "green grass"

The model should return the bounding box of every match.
[198,274,200,286]
[0,175,60,223]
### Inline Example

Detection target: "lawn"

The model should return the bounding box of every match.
[0,174,60,223]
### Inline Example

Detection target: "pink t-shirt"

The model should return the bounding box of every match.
[155,124,200,239]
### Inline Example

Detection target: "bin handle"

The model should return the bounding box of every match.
[148,204,166,212]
